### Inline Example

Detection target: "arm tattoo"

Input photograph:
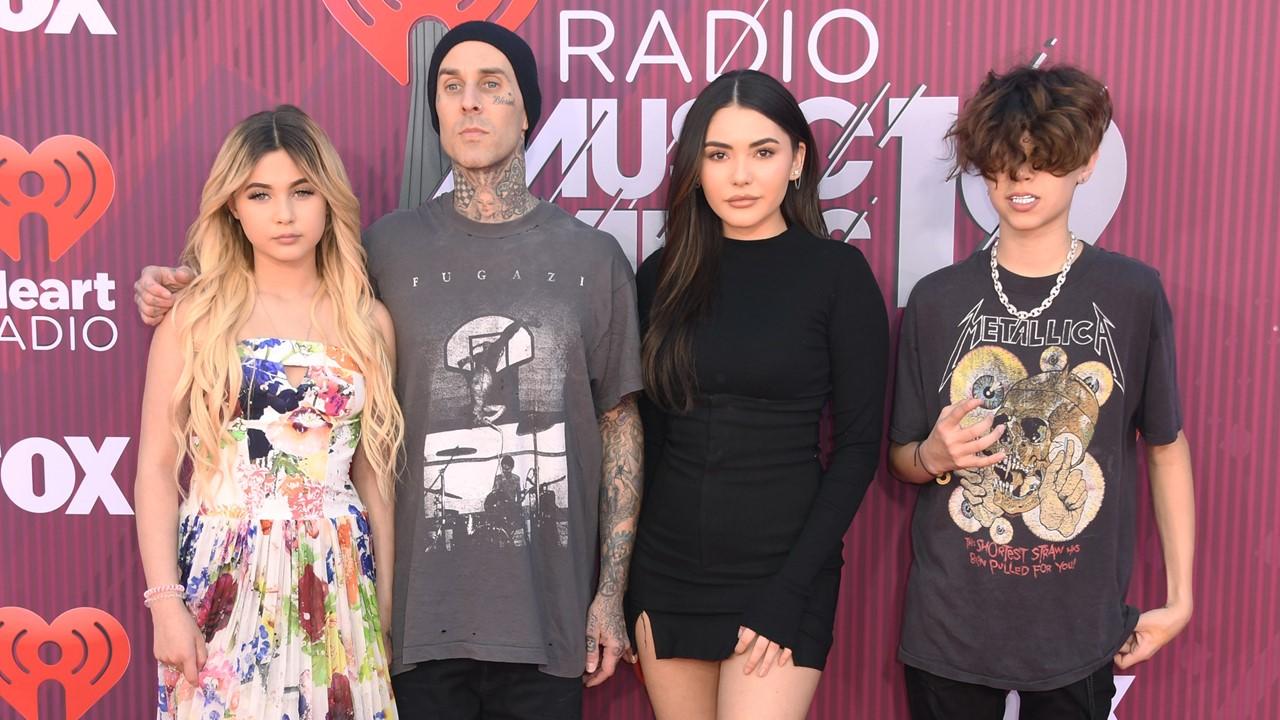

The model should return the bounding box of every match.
[596,394,642,600]
[452,149,537,223]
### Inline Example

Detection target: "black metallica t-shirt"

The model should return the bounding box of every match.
[890,241,1182,691]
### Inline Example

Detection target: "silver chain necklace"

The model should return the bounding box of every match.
[990,233,1081,320]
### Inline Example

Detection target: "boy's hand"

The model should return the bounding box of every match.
[920,398,1008,474]
[1113,604,1192,669]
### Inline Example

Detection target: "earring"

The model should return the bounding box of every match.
[792,175,801,190]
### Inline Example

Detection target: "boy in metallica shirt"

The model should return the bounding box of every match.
[888,65,1195,719]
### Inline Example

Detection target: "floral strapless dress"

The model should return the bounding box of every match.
[158,338,396,720]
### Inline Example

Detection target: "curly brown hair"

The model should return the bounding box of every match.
[947,64,1112,180]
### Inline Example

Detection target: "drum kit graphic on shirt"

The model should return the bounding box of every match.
[424,446,568,551]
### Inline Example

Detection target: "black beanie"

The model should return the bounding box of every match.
[428,21,542,145]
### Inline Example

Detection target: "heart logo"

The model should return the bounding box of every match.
[0,606,131,720]
[0,135,116,262]
[322,0,540,85]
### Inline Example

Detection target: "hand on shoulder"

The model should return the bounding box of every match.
[135,265,196,327]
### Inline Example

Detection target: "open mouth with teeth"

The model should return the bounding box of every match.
[991,455,1043,513]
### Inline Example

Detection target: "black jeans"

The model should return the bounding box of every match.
[392,659,583,720]
[904,663,1116,720]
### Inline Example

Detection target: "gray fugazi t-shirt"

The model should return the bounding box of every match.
[365,195,642,678]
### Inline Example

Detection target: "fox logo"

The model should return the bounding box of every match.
[0,0,116,35]
[323,0,539,84]
[0,135,115,262]
[0,607,130,720]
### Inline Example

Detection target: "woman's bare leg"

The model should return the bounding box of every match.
[634,612,720,720]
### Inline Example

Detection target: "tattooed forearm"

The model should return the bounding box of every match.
[452,148,537,223]
[597,394,643,600]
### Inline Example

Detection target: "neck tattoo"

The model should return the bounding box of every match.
[453,150,537,223]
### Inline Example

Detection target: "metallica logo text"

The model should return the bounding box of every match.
[940,300,1126,393]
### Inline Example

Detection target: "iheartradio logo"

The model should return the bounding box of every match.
[323,0,539,84]
[0,135,115,263]
[0,607,130,720]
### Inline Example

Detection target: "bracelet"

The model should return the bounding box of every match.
[144,591,185,608]
[914,441,941,477]
[143,584,186,608]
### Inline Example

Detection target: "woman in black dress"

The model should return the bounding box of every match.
[625,69,889,719]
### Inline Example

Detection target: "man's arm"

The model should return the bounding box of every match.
[583,392,642,687]
[1115,431,1195,668]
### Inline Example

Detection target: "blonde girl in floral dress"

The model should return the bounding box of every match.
[134,105,404,719]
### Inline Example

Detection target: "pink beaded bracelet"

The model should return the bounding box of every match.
[144,592,185,608]
[143,584,186,608]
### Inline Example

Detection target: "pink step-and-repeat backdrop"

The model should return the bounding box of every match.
[2,1,1276,717]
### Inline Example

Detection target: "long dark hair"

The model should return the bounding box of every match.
[643,69,826,413]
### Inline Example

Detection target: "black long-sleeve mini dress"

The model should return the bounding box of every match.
[624,226,890,669]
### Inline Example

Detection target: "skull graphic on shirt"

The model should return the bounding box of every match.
[947,346,1113,545]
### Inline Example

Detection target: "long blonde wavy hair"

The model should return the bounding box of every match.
[171,105,403,501]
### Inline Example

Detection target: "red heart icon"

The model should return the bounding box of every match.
[0,135,116,262]
[0,606,131,720]
[323,0,540,85]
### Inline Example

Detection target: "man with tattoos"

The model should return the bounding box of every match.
[133,21,644,720]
